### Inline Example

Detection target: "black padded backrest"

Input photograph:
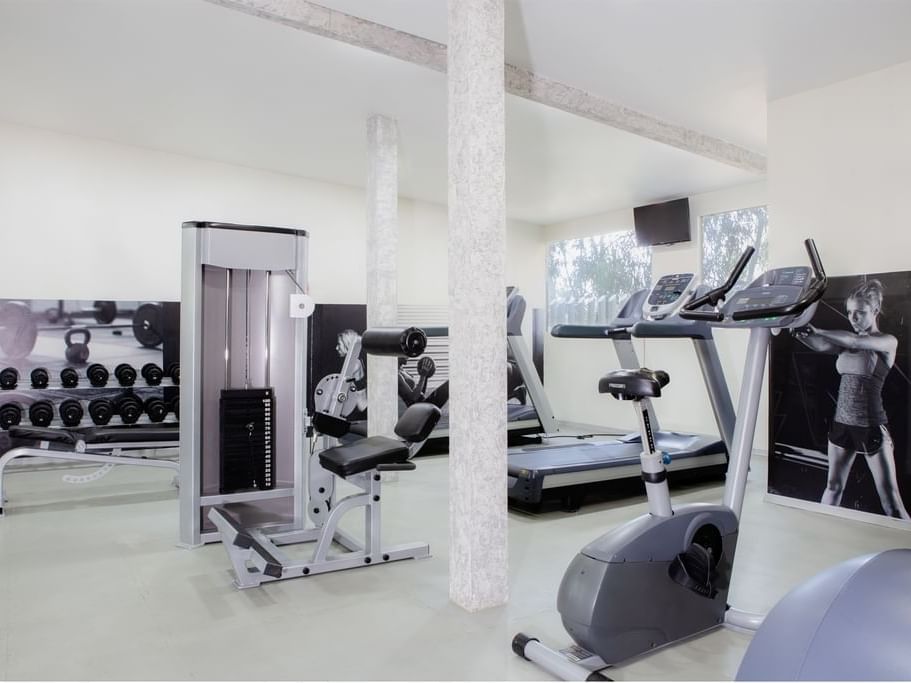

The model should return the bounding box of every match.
[312,411,351,438]
[394,403,442,443]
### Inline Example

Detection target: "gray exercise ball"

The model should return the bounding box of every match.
[737,548,911,681]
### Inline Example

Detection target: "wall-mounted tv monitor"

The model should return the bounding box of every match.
[633,197,691,246]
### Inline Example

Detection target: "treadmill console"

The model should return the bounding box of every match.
[643,273,697,320]
[721,266,815,327]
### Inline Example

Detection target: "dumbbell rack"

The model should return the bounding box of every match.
[0,362,180,517]
[179,222,309,548]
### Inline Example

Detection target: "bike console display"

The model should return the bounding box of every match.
[643,273,698,320]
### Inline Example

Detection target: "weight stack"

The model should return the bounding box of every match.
[219,388,274,494]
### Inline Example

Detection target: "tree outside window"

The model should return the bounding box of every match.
[547,230,652,326]
[701,206,769,289]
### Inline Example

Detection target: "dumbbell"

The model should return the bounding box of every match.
[167,362,180,385]
[0,403,22,429]
[114,363,136,387]
[169,396,179,420]
[30,367,50,389]
[86,363,109,388]
[28,400,54,427]
[141,363,163,386]
[88,398,115,426]
[0,367,19,390]
[60,367,79,388]
[417,356,436,379]
[115,393,143,424]
[144,397,168,423]
[59,399,84,428]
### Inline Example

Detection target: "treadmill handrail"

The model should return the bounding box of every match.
[681,239,826,324]
[551,323,632,339]
[683,246,755,313]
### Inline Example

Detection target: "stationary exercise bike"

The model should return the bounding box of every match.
[513,241,828,680]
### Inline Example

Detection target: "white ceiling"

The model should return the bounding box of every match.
[2,0,910,224]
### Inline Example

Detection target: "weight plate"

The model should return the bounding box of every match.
[132,302,163,348]
[0,302,37,359]
[93,301,117,325]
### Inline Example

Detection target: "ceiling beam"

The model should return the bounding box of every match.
[204,0,766,174]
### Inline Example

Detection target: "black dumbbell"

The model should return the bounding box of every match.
[167,362,180,385]
[114,363,136,387]
[115,393,143,424]
[141,363,163,386]
[86,363,109,388]
[60,367,79,388]
[30,367,49,389]
[169,395,179,421]
[417,356,436,378]
[88,398,115,426]
[143,397,168,423]
[64,328,91,365]
[0,403,22,429]
[59,399,84,427]
[0,367,19,390]
[28,400,54,427]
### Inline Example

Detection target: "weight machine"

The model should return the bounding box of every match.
[180,222,436,588]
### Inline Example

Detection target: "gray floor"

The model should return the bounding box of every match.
[0,454,906,680]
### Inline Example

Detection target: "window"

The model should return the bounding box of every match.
[701,206,769,288]
[547,230,652,326]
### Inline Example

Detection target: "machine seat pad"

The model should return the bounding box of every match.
[7,426,79,445]
[394,403,442,443]
[319,436,410,478]
[76,424,180,444]
[598,368,670,400]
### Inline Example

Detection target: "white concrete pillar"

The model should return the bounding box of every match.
[447,0,508,611]
[366,114,399,439]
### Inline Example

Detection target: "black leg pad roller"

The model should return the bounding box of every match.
[361,326,426,358]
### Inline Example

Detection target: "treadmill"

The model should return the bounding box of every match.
[507,272,735,507]
[420,288,560,443]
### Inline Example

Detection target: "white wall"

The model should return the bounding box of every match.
[0,121,544,307]
[767,60,911,272]
[543,181,768,446]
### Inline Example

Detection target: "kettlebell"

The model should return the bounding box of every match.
[64,328,91,365]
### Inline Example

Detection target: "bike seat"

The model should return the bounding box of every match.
[598,368,670,400]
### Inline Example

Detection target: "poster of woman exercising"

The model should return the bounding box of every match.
[307,303,544,447]
[769,270,911,526]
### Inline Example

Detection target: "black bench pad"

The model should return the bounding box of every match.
[319,436,409,478]
[7,424,179,445]
[8,426,78,445]
[77,425,179,444]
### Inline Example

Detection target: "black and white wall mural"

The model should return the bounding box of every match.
[769,270,911,526]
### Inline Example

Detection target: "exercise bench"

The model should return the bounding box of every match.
[0,423,179,516]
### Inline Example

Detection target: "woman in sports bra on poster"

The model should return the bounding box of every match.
[794,279,910,519]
